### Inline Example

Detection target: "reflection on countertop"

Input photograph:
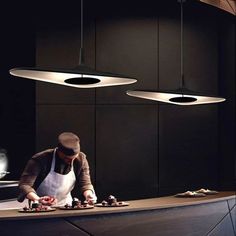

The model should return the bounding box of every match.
[0,198,27,210]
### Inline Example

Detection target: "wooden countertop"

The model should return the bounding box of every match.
[0,191,235,221]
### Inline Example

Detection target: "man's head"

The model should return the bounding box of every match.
[57,132,80,163]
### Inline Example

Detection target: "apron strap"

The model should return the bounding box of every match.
[50,148,57,171]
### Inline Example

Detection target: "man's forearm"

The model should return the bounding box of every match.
[26,192,40,201]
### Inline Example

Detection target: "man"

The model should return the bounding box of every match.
[18,132,97,206]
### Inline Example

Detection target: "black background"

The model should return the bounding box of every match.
[0,0,235,201]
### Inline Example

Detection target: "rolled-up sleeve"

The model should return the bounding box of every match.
[78,154,95,194]
[17,158,41,202]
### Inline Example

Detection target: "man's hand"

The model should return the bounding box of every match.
[83,190,97,204]
[39,196,57,206]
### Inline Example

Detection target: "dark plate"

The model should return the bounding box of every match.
[18,208,56,213]
[174,192,206,198]
[59,205,94,210]
[96,202,129,207]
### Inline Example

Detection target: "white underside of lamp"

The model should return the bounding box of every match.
[126,90,226,105]
[9,68,137,88]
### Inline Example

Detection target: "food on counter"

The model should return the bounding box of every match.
[195,188,219,195]
[107,195,117,205]
[31,202,40,209]
[71,197,81,208]
[174,191,206,198]
[184,191,198,196]
[96,195,129,207]
[19,201,55,213]
[60,198,94,210]
[39,196,56,205]
[102,200,108,206]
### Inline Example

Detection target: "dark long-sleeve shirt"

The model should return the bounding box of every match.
[18,148,94,202]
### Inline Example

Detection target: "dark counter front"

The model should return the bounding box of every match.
[0,191,235,236]
[0,181,19,200]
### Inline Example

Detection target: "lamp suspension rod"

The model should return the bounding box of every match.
[180,0,185,89]
[79,0,84,65]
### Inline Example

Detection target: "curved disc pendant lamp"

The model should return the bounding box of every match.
[9,65,137,88]
[9,0,137,88]
[126,0,225,105]
[127,89,226,105]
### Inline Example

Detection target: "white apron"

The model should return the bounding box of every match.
[36,148,76,206]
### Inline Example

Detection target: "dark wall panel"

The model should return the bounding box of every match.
[0,17,35,180]
[34,0,235,201]
[159,105,219,194]
[36,105,95,183]
[36,82,95,105]
[159,1,180,90]
[159,1,219,94]
[185,1,219,94]
[36,22,95,105]
[96,105,158,200]
[219,12,236,189]
[96,17,158,104]
[158,1,221,195]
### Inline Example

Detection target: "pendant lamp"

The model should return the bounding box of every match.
[127,0,225,105]
[9,0,137,88]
